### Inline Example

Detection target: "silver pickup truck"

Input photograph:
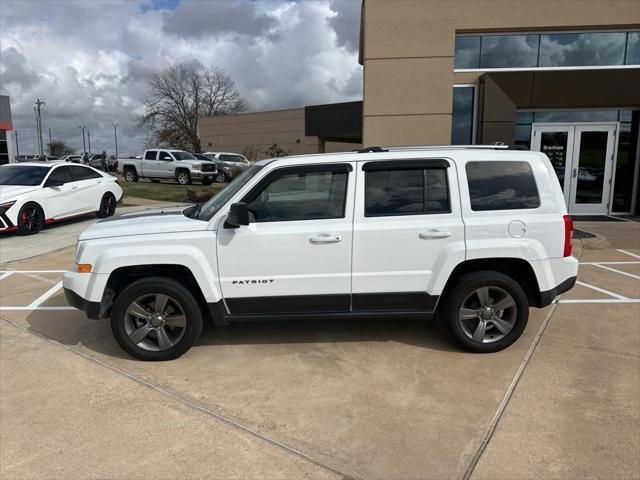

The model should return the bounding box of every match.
[118,149,218,185]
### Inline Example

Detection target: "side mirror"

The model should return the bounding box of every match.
[225,202,250,228]
[45,179,64,188]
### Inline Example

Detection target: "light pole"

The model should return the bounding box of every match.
[87,129,91,155]
[79,126,86,155]
[14,130,19,157]
[48,127,52,155]
[34,98,45,157]
[113,123,119,159]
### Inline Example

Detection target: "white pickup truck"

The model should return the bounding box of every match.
[118,149,218,185]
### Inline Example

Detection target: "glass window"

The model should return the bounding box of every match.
[0,165,51,185]
[515,124,532,149]
[626,32,640,65]
[612,111,639,212]
[454,36,480,69]
[158,151,173,161]
[451,87,475,145]
[246,169,348,222]
[69,165,101,181]
[198,164,264,221]
[539,32,626,67]
[466,161,540,211]
[172,151,195,160]
[480,34,539,68]
[46,166,72,185]
[144,150,157,160]
[220,154,247,163]
[533,110,619,123]
[365,168,450,217]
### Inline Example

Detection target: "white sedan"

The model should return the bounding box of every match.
[0,162,123,235]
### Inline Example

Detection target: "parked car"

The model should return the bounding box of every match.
[192,153,227,183]
[202,152,250,182]
[85,153,117,171]
[119,149,217,185]
[0,162,122,235]
[58,155,83,163]
[63,145,578,361]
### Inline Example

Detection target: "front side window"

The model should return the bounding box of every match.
[245,166,349,222]
[47,166,72,185]
[220,154,246,163]
[172,151,195,160]
[198,164,264,221]
[159,151,173,161]
[365,166,450,217]
[466,161,540,211]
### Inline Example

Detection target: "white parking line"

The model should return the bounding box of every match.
[559,299,640,304]
[617,249,640,259]
[592,263,640,280]
[579,261,640,265]
[0,270,66,273]
[0,272,15,281]
[27,281,63,308]
[575,280,629,300]
[0,306,76,311]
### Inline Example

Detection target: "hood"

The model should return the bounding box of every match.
[79,206,208,240]
[0,185,40,202]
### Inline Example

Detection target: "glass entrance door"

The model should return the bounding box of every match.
[531,123,617,215]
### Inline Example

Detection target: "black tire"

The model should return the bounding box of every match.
[176,170,191,185]
[441,271,529,353]
[16,202,44,235]
[111,277,203,361]
[124,167,138,183]
[201,179,213,186]
[150,179,160,183]
[215,172,227,183]
[97,193,116,218]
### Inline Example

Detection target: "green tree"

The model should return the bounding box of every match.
[48,141,75,156]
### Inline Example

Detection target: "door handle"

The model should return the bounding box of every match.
[419,230,451,239]
[71,185,78,190]
[309,234,342,244]
[572,168,577,178]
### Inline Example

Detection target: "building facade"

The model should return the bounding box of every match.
[360,0,640,215]
[0,95,14,165]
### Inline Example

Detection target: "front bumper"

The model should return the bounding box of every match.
[64,287,101,319]
[191,172,216,180]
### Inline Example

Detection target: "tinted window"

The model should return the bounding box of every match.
[454,36,480,69]
[70,165,101,181]
[539,32,626,67]
[246,169,348,222]
[220,154,246,163]
[480,34,539,68]
[0,165,51,185]
[466,161,540,211]
[144,150,157,160]
[159,151,173,161]
[46,166,72,185]
[625,31,640,65]
[172,151,195,160]
[365,168,450,217]
[451,87,475,145]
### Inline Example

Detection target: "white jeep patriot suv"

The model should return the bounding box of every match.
[63,146,578,361]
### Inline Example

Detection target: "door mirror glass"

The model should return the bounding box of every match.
[225,202,250,228]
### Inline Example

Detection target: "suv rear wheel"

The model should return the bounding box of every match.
[111,277,203,361]
[441,271,528,353]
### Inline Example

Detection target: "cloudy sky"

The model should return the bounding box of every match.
[0,0,362,156]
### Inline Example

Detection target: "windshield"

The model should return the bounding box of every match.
[0,165,51,186]
[197,164,264,221]
[173,151,196,161]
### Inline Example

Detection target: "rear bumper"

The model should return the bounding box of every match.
[539,275,577,307]
[64,287,101,319]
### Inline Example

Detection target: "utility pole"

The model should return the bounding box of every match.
[87,129,91,154]
[113,123,119,159]
[48,128,52,155]
[34,98,46,157]
[79,126,86,155]
[14,130,19,157]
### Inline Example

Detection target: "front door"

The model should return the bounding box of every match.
[531,123,617,215]
[216,163,355,315]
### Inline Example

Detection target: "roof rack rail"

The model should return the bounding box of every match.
[382,144,510,151]
[357,146,389,153]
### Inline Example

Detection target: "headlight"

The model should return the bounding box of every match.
[0,201,16,215]
[192,163,201,171]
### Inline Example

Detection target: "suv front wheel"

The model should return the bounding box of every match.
[111,277,203,361]
[441,271,529,353]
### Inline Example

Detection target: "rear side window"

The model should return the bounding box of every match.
[70,165,101,180]
[144,150,157,160]
[220,154,246,163]
[466,161,540,211]
[365,167,450,217]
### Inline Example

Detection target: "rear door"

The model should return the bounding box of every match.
[351,159,465,312]
[141,150,158,176]
[69,165,104,212]
[216,163,355,315]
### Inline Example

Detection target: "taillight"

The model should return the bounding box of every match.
[563,215,573,257]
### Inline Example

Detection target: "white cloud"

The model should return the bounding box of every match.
[0,0,362,155]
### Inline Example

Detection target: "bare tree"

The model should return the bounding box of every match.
[48,140,75,156]
[139,64,248,152]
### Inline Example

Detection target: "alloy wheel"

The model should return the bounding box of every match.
[458,286,517,343]
[21,206,40,233]
[124,293,187,351]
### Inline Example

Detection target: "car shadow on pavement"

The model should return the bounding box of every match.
[24,310,458,361]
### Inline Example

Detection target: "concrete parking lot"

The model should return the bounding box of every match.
[0,220,638,479]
